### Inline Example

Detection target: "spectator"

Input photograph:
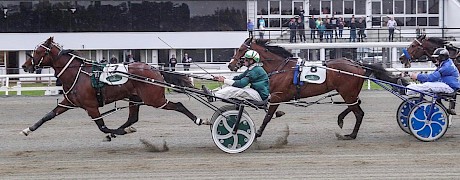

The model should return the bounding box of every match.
[325,18,333,43]
[109,55,118,64]
[127,54,135,62]
[169,54,177,71]
[297,18,306,42]
[100,57,107,64]
[316,17,323,41]
[349,17,357,42]
[258,17,266,39]
[318,21,326,42]
[258,16,265,29]
[288,18,297,43]
[416,26,421,37]
[297,6,305,23]
[182,53,192,71]
[387,16,397,42]
[247,19,254,38]
[357,17,366,42]
[337,17,344,38]
[331,15,337,39]
[309,15,317,40]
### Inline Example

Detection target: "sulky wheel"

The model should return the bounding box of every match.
[396,97,424,134]
[408,101,449,141]
[210,105,255,154]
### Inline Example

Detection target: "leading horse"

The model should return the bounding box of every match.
[399,35,460,69]
[228,38,401,140]
[21,37,209,139]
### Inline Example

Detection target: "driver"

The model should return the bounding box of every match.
[401,48,460,113]
[202,50,269,102]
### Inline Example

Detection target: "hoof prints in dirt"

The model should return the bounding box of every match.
[140,139,169,152]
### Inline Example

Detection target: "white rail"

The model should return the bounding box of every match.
[0,67,436,95]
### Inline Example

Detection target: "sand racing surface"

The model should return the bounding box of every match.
[1,90,460,179]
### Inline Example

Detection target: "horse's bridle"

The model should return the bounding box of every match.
[32,44,52,69]
[407,37,433,61]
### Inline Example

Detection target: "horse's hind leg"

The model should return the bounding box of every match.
[161,101,209,125]
[337,107,352,129]
[256,104,280,138]
[21,101,71,136]
[336,104,364,140]
[116,97,142,133]
[87,108,128,136]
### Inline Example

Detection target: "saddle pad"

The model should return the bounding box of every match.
[99,64,129,85]
[300,63,327,84]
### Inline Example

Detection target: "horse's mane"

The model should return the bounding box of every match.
[254,39,293,58]
[427,37,448,46]
[159,70,194,88]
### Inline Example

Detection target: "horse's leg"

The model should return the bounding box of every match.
[116,97,142,132]
[87,108,128,135]
[256,104,280,138]
[161,101,209,125]
[337,107,352,129]
[337,104,364,140]
[21,101,71,136]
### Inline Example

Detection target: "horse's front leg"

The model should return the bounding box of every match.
[21,101,71,136]
[116,100,141,133]
[256,104,280,138]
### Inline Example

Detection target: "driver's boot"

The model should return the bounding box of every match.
[201,85,215,102]
[448,100,457,115]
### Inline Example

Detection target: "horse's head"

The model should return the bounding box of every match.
[229,38,288,71]
[399,35,442,67]
[22,37,61,73]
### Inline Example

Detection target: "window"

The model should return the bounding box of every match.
[406,17,416,26]
[418,0,427,14]
[269,1,280,14]
[406,0,416,14]
[332,0,343,15]
[212,49,235,62]
[394,0,404,14]
[183,49,205,63]
[382,0,393,14]
[258,0,269,15]
[282,18,291,27]
[428,17,439,26]
[321,0,331,14]
[269,18,281,27]
[372,17,381,27]
[355,0,366,15]
[293,2,304,16]
[395,17,405,26]
[344,1,354,14]
[372,1,381,15]
[309,0,320,15]
[281,0,292,15]
[417,17,427,26]
[428,0,439,14]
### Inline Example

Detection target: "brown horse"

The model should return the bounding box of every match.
[228,38,400,140]
[21,37,208,139]
[399,35,460,69]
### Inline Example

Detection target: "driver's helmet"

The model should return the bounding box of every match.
[243,50,260,62]
[431,48,449,61]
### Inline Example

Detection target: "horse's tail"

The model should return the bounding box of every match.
[160,71,195,88]
[362,63,408,85]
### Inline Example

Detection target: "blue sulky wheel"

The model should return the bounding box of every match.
[396,97,424,134]
[210,105,255,153]
[408,101,449,141]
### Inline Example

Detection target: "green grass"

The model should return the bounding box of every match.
[0,83,50,96]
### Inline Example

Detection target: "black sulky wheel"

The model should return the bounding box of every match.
[408,101,449,141]
[210,105,255,154]
[396,97,424,134]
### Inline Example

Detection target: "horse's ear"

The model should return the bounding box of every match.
[46,37,54,45]
[421,34,426,40]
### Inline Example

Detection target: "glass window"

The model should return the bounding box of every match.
[293,2,304,16]
[395,17,404,26]
[212,49,235,62]
[395,0,404,14]
[269,1,280,14]
[332,0,343,15]
[321,0,331,14]
[372,1,381,15]
[281,18,291,27]
[418,0,427,14]
[382,0,393,14]
[269,18,280,27]
[406,17,416,26]
[281,0,292,15]
[183,49,205,63]
[309,0,320,15]
[428,17,439,26]
[372,17,381,27]
[258,0,269,15]
[406,0,416,14]
[428,0,439,14]
[344,1,354,14]
[355,0,366,15]
[417,17,427,26]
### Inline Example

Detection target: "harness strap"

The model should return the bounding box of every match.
[57,103,77,109]
[57,55,77,78]
[158,100,169,109]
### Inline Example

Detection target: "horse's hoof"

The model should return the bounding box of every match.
[275,111,285,118]
[103,135,112,142]
[335,133,355,140]
[21,128,31,136]
[124,127,137,134]
[338,121,344,129]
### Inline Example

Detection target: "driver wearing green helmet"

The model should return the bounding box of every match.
[203,50,269,102]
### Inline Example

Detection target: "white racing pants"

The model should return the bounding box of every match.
[213,85,262,101]
[406,82,454,95]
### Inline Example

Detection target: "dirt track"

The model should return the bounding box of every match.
[1,91,460,179]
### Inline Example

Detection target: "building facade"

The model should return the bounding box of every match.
[0,0,459,74]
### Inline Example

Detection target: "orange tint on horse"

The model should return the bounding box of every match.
[229,38,400,140]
